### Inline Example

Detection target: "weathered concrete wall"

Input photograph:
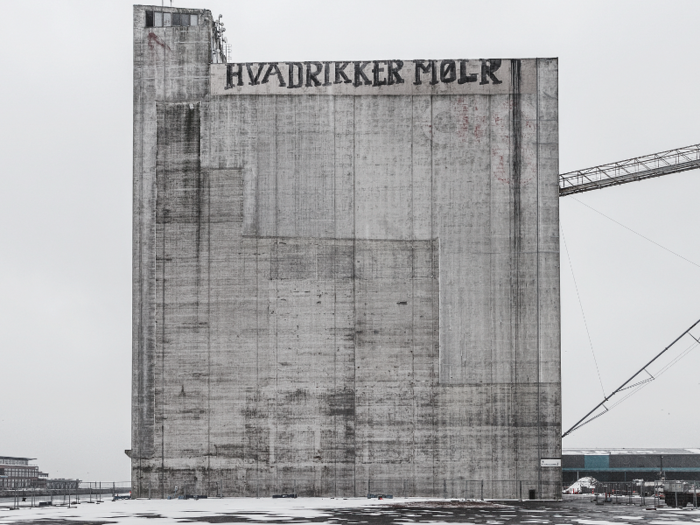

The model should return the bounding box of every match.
[131,3,211,496]
[133,5,560,499]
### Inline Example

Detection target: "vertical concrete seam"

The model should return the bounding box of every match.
[255,99,261,491]
[135,19,146,497]
[351,96,357,497]
[332,94,338,497]
[536,58,542,495]
[204,105,212,491]
[487,92,499,482]
[429,94,437,497]
[149,41,157,497]
[293,99,299,235]
[487,93,494,389]
[159,103,167,499]
[410,96,417,493]
[273,95,279,494]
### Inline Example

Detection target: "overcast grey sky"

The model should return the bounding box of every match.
[1,0,699,481]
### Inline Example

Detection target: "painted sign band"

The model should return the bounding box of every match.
[210,59,536,95]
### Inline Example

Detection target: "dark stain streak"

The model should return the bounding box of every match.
[510,59,523,464]
[285,389,310,403]
[321,388,356,419]
[147,31,171,51]
[25,521,116,525]
[186,105,204,322]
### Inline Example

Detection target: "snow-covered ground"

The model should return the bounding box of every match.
[3,496,700,525]
[0,496,453,525]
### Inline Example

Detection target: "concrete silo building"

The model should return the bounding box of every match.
[131,4,561,499]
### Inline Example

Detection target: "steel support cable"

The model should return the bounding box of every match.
[653,338,700,377]
[570,197,700,270]
[566,406,609,433]
[562,318,700,438]
[605,340,699,411]
[561,222,607,398]
[570,333,700,433]
[617,377,654,392]
[617,369,654,392]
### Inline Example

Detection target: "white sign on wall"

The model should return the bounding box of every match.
[540,458,561,467]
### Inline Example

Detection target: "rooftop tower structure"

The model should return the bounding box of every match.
[131,4,561,499]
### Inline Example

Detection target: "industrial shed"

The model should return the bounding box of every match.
[563,449,700,483]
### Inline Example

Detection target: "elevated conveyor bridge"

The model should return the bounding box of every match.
[560,143,700,196]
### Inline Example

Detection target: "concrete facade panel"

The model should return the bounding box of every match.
[132,5,560,499]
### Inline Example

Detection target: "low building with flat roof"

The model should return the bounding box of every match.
[563,448,700,483]
[0,456,48,489]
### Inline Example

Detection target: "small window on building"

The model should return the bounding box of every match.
[147,11,196,28]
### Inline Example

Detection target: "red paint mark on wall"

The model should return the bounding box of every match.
[148,32,171,51]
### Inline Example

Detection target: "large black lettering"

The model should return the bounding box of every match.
[305,62,323,87]
[354,61,372,87]
[322,62,333,86]
[287,62,303,88]
[372,60,387,87]
[334,62,352,84]
[246,63,266,86]
[440,60,456,83]
[480,59,503,85]
[261,63,286,87]
[413,60,438,85]
[458,60,477,84]
[387,60,404,85]
[226,63,243,88]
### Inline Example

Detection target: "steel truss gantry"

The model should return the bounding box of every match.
[559,143,700,196]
